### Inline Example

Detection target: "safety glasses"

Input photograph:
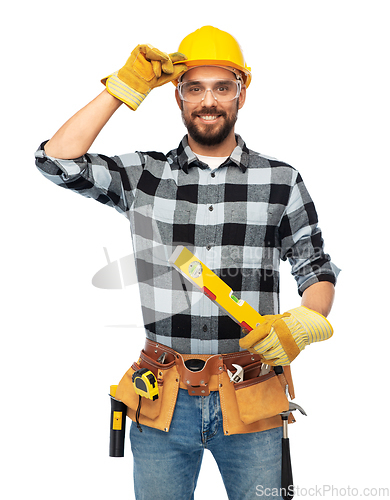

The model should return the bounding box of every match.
[177,78,241,103]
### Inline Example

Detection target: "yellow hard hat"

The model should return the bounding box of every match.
[174,26,252,87]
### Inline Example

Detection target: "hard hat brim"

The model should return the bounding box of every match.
[173,59,252,87]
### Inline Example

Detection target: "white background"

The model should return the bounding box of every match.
[2,1,389,498]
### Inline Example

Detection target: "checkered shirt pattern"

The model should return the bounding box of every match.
[35,135,338,354]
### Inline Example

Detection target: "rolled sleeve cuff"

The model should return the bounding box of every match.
[35,142,88,181]
[297,262,341,296]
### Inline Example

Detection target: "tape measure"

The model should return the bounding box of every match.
[132,368,159,401]
[132,368,159,432]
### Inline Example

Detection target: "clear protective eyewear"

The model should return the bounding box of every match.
[177,78,242,103]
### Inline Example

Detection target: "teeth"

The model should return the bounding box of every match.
[200,115,218,121]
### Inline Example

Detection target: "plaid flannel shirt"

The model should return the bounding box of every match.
[35,135,338,354]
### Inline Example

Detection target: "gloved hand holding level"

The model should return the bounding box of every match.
[239,306,333,366]
[102,44,187,110]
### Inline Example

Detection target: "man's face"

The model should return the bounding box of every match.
[176,66,246,148]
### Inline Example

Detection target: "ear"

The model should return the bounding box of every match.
[175,88,182,109]
[238,85,246,110]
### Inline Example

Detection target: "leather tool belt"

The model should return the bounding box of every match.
[115,339,295,436]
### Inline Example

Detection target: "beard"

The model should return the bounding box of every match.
[181,102,239,147]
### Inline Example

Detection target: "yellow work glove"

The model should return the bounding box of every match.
[239,306,333,366]
[101,44,187,110]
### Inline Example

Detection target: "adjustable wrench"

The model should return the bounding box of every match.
[227,364,244,383]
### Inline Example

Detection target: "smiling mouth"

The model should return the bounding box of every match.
[196,114,222,122]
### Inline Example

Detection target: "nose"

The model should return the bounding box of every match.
[201,89,217,107]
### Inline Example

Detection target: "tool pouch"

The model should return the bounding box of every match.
[218,362,295,436]
[234,370,290,424]
[115,349,180,433]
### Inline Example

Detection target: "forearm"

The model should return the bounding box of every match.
[301,281,335,317]
[44,90,122,159]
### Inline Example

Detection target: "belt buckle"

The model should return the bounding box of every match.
[184,358,209,396]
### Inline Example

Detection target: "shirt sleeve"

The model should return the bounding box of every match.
[279,170,340,296]
[34,141,144,217]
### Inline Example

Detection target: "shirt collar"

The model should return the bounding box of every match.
[175,134,250,174]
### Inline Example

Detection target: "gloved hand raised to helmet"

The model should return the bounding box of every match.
[101,44,187,110]
[239,306,333,366]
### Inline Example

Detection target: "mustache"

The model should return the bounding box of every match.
[192,108,227,118]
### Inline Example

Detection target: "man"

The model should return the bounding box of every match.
[36,26,338,500]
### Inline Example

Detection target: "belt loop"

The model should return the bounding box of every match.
[274,366,290,397]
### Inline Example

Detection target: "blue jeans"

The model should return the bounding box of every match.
[130,388,283,500]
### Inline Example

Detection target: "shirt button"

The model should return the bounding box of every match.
[209,205,213,211]
[206,245,212,251]
[203,325,208,332]
[211,172,215,178]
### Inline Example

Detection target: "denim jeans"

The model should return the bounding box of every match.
[130,388,283,500]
